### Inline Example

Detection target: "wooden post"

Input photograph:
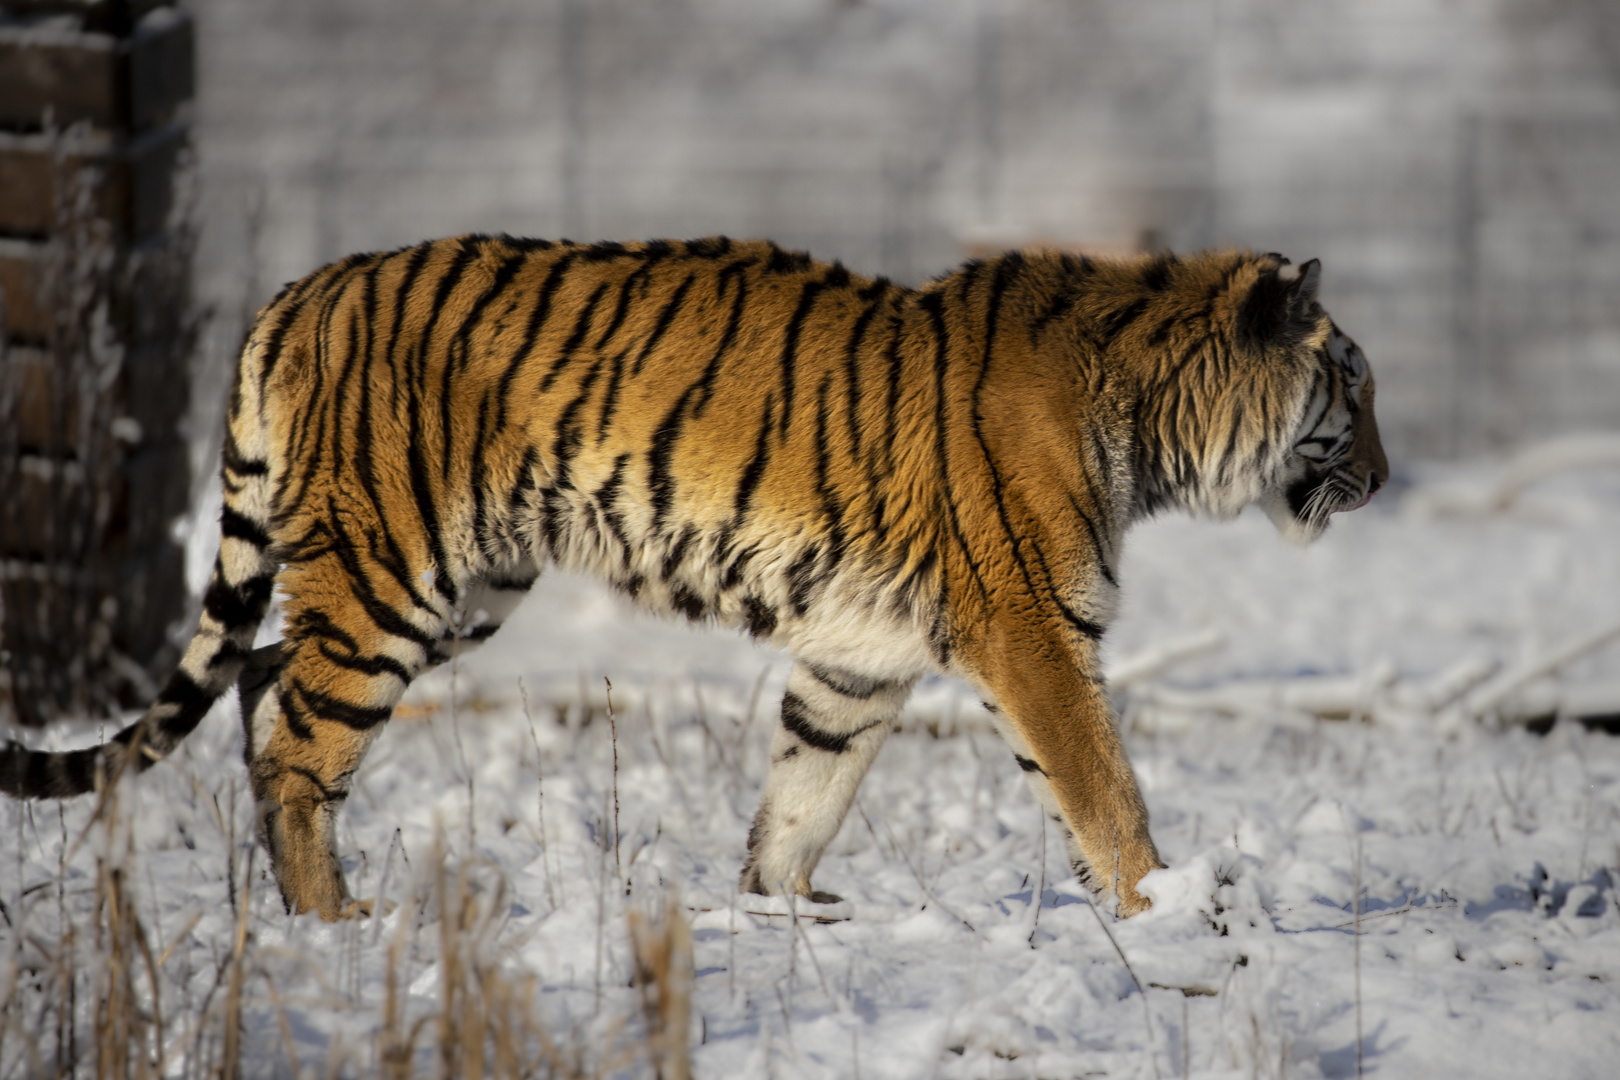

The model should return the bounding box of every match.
[0,0,196,726]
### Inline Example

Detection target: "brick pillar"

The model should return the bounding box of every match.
[0,0,196,726]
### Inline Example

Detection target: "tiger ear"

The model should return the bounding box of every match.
[1278,258,1321,313]
[1239,257,1321,344]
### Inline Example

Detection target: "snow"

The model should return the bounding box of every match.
[4,449,1620,1077]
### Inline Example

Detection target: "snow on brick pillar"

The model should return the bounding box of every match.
[0,0,195,726]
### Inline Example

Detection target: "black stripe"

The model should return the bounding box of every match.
[581,240,629,262]
[1,742,89,798]
[971,256,1106,638]
[293,680,394,731]
[156,668,215,731]
[350,279,441,620]
[594,245,675,351]
[807,664,888,700]
[1100,297,1150,345]
[595,347,629,442]
[670,585,709,622]
[315,640,413,684]
[881,316,905,481]
[1140,252,1174,292]
[202,572,275,628]
[207,639,249,669]
[661,525,696,582]
[321,518,441,652]
[403,317,459,607]
[920,291,992,601]
[405,382,455,607]
[501,251,581,411]
[537,357,606,555]
[382,243,435,398]
[684,236,733,259]
[592,452,633,552]
[1147,314,1178,346]
[841,285,885,458]
[628,272,696,377]
[457,251,528,365]
[276,273,348,511]
[219,505,272,549]
[221,433,269,476]
[256,259,336,388]
[786,543,824,616]
[777,273,835,440]
[1014,755,1045,775]
[431,244,484,489]
[765,244,811,274]
[287,765,340,802]
[743,596,777,639]
[594,271,642,351]
[720,543,755,590]
[644,377,697,529]
[1066,493,1117,588]
[496,234,556,253]
[780,692,881,754]
[1028,262,1090,343]
[469,387,495,550]
[810,374,848,567]
[729,392,775,518]
[690,259,756,416]
[541,280,612,393]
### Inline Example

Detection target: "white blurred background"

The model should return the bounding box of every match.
[189,0,1620,471]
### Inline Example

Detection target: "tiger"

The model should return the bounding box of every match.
[1,236,1387,921]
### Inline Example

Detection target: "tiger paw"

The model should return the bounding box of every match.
[742,892,853,923]
[1115,887,1153,919]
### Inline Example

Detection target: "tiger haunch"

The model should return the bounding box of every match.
[0,237,1387,921]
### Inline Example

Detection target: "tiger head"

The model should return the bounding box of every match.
[1247,258,1390,544]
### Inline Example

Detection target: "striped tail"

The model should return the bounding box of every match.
[1,342,281,799]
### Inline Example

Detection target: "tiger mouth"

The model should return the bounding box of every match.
[1331,471,1385,515]
[1287,470,1373,527]
[1334,487,1374,514]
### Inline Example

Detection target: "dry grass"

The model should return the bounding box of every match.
[626,897,692,1080]
[0,788,691,1079]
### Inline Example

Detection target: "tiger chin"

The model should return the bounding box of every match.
[0,236,1386,922]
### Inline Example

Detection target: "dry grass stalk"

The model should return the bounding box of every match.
[92,857,164,1078]
[410,828,591,1080]
[627,895,694,1080]
[220,844,254,1080]
[91,771,162,1079]
[605,678,620,881]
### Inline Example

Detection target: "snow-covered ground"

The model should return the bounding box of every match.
[4,443,1620,1078]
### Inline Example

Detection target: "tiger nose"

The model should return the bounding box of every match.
[1366,472,1385,496]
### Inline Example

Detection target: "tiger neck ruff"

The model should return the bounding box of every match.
[1,237,1387,920]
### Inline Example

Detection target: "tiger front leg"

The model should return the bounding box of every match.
[966,618,1162,917]
[739,661,913,901]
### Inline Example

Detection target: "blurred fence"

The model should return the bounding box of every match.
[187,0,1620,464]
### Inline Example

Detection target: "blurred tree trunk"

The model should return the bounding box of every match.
[0,0,197,726]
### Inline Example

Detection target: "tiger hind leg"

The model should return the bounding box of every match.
[245,558,535,920]
[739,661,913,902]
